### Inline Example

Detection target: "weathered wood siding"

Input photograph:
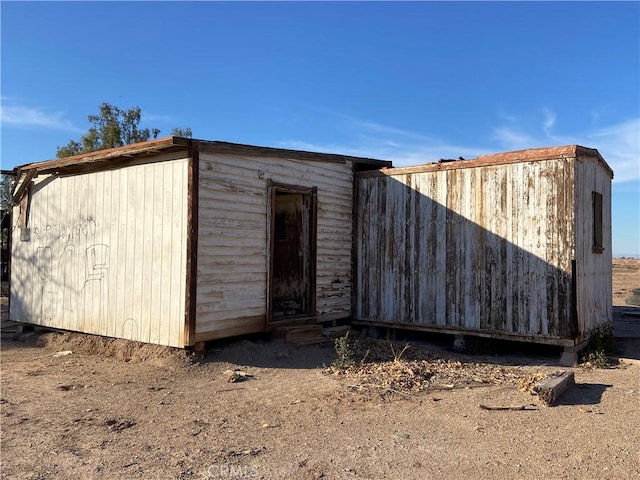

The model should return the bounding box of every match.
[9,155,189,347]
[195,150,354,341]
[355,158,576,339]
[574,156,613,333]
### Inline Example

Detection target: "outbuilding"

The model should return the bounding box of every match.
[8,137,389,347]
[8,140,613,361]
[354,145,613,361]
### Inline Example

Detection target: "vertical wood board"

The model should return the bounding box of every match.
[355,157,577,338]
[9,156,190,347]
[574,157,613,334]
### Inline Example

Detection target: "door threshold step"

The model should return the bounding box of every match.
[279,325,352,346]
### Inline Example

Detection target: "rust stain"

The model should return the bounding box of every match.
[355,154,596,341]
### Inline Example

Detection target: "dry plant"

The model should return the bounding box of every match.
[580,325,619,369]
[328,337,533,400]
[330,332,356,371]
[390,342,411,363]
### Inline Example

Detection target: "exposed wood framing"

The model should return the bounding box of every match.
[267,179,276,324]
[350,167,359,320]
[18,194,29,229]
[184,140,200,346]
[12,169,36,205]
[15,137,191,175]
[309,186,318,317]
[12,137,390,179]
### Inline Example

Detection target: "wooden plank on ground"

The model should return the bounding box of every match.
[533,371,575,406]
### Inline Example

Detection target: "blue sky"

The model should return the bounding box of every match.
[1,1,639,255]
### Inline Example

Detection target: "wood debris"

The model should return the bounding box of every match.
[479,404,538,411]
[329,338,533,398]
[532,370,575,406]
[224,370,254,383]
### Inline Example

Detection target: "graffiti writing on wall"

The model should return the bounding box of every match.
[82,244,109,332]
[24,218,141,342]
[36,246,54,323]
[32,219,99,244]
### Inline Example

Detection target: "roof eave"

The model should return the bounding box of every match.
[15,136,190,175]
[196,140,392,167]
[14,136,392,175]
[358,145,614,178]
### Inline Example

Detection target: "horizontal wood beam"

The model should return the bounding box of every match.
[350,319,577,347]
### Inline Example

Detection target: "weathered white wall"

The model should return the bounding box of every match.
[356,158,578,339]
[10,155,189,347]
[196,150,354,341]
[574,156,613,333]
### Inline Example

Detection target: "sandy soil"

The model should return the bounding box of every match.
[1,261,639,480]
[612,258,640,305]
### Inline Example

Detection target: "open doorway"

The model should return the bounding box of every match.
[268,182,317,322]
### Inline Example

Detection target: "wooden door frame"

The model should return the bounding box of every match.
[267,180,317,323]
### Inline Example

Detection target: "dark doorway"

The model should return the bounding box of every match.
[268,183,317,322]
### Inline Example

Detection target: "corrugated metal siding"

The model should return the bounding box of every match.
[9,156,189,347]
[195,152,354,340]
[356,158,576,338]
[574,157,613,333]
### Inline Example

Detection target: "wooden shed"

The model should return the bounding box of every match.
[8,137,389,347]
[354,145,613,359]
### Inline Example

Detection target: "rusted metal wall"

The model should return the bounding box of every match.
[195,150,354,342]
[355,156,581,340]
[574,155,613,334]
[10,154,189,347]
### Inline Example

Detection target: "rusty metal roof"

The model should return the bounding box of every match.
[358,145,614,179]
[13,136,392,175]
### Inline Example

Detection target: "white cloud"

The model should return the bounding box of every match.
[279,117,488,167]
[0,101,82,133]
[281,109,639,183]
[586,118,640,183]
[349,119,435,143]
[492,110,640,183]
[491,127,534,150]
[541,108,556,136]
[142,112,171,123]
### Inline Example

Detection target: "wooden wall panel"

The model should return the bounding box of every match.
[574,157,613,334]
[195,152,355,339]
[355,158,579,340]
[9,155,189,347]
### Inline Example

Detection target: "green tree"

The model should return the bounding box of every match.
[56,103,191,158]
[171,126,193,138]
[0,174,12,211]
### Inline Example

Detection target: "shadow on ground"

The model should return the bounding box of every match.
[555,382,613,406]
[613,305,640,361]
[202,334,336,370]
[3,305,638,370]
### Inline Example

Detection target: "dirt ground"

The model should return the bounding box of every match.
[612,257,640,305]
[2,260,639,480]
